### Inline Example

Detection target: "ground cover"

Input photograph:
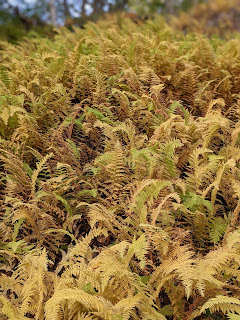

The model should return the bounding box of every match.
[1,13,240,319]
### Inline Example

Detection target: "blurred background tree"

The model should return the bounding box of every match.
[0,0,206,25]
[0,0,228,42]
[0,0,51,41]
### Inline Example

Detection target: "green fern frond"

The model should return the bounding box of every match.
[159,139,183,177]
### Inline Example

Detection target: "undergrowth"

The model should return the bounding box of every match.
[1,12,240,320]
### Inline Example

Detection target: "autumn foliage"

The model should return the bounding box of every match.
[1,7,240,320]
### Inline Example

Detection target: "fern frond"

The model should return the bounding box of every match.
[123,234,149,269]
[31,153,52,197]
[192,295,240,319]
[0,295,27,320]
[45,288,113,320]
[150,244,196,299]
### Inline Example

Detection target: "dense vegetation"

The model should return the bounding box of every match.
[2,9,240,320]
[173,0,240,38]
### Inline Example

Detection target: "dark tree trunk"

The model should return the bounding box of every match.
[81,0,87,18]
[92,0,105,17]
[63,0,71,19]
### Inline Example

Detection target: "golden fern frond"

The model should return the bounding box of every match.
[0,149,32,198]
[150,114,182,143]
[173,64,198,110]
[196,109,230,148]
[186,147,213,192]
[98,54,128,77]
[58,227,108,269]
[141,223,171,256]
[112,119,146,149]
[45,288,113,320]
[17,249,51,319]
[151,192,180,226]
[190,295,240,319]
[202,158,236,206]
[127,179,172,226]
[123,234,149,269]
[111,88,130,120]
[89,243,147,295]
[139,66,162,88]
[226,229,240,250]
[0,273,22,296]
[31,153,53,197]
[150,244,196,300]
[78,313,98,320]
[0,295,27,320]
[118,67,143,94]
[227,313,240,320]
[107,140,128,184]
[194,245,240,297]
[112,294,143,320]
[84,203,127,238]
[0,249,55,320]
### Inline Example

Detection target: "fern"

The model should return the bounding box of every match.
[190,295,240,319]
[2,9,240,320]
